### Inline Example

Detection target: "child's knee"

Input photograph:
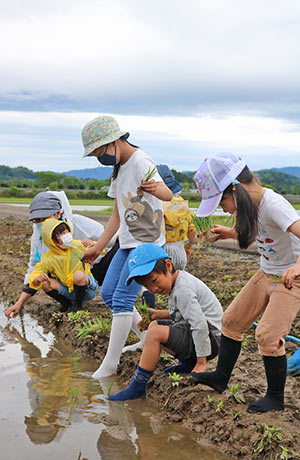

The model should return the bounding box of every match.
[148,320,158,330]
[255,324,283,355]
[41,284,51,293]
[145,323,162,343]
[73,271,88,285]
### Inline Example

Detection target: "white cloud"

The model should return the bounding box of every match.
[1,0,300,114]
[0,111,299,172]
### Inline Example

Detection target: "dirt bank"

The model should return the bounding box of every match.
[1,211,300,460]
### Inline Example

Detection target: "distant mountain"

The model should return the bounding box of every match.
[256,168,300,193]
[61,167,113,180]
[276,167,300,178]
[0,165,37,181]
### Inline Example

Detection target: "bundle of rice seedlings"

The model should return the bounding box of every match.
[136,303,152,331]
[192,215,220,244]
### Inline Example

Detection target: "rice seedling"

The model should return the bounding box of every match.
[137,167,158,198]
[69,387,80,407]
[67,310,90,323]
[144,166,157,182]
[215,398,225,414]
[192,215,213,234]
[228,383,246,404]
[76,317,111,340]
[168,372,183,387]
[253,424,285,458]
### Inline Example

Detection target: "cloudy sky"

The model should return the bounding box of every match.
[1,0,300,173]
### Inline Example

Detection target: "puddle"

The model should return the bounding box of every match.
[0,307,234,460]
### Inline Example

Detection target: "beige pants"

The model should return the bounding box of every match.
[222,269,300,356]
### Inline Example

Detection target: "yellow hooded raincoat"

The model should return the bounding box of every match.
[28,219,92,292]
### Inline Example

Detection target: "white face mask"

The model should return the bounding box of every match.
[59,232,73,248]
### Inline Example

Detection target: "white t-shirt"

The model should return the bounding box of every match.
[257,188,300,274]
[168,271,222,357]
[108,149,166,248]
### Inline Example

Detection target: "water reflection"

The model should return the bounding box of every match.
[1,308,234,460]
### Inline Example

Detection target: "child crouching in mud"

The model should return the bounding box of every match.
[28,219,99,312]
[108,243,223,401]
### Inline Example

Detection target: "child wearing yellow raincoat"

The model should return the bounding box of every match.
[28,219,99,312]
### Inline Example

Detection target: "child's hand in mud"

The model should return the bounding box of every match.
[4,304,21,319]
[82,239,95,248]
[141,179,158,195]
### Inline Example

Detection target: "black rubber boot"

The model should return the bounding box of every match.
[71,284,87,312]
[247,355,286,413]
[190,334,242,393]
[45,289,72,312]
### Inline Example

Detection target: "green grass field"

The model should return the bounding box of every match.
[0,197,114,206]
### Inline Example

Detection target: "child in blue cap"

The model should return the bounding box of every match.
[108,243,223,401]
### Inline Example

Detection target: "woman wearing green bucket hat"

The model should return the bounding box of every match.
[81,115,173,378]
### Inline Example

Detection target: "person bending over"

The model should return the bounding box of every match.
[28,219,99,312]
[108,243,222,401]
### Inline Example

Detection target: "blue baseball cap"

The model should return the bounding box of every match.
[126,244,169,286]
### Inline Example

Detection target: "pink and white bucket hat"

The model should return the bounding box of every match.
[193,152,246,217]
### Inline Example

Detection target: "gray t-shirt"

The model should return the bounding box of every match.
[258,189,300,274]
[168,271,223,357]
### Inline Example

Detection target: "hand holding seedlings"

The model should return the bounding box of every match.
[137,166,157,198]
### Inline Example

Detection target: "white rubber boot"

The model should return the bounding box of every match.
[92,313,133,379]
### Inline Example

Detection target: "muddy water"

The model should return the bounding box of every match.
[0,308,233,460]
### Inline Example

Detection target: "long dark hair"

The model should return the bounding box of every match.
[111,134,139,180]
[222,166,259,249]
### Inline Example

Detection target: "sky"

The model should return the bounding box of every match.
[1,0,300,173]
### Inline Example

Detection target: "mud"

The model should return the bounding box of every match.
[1,213,300,460]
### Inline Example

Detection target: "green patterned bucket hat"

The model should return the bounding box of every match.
[82,115,128,157]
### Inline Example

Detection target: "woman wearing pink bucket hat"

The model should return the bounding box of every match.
[81,115,173,378]
[192,152,300,414]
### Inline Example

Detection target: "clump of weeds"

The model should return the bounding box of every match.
[76,317,111,340]
[253,423,293,459]
[228,383,246,403]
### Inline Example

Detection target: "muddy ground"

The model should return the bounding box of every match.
[1,211,300,460]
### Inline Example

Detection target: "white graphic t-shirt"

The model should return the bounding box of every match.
[108,149,166,249]
[257,188,300,274]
